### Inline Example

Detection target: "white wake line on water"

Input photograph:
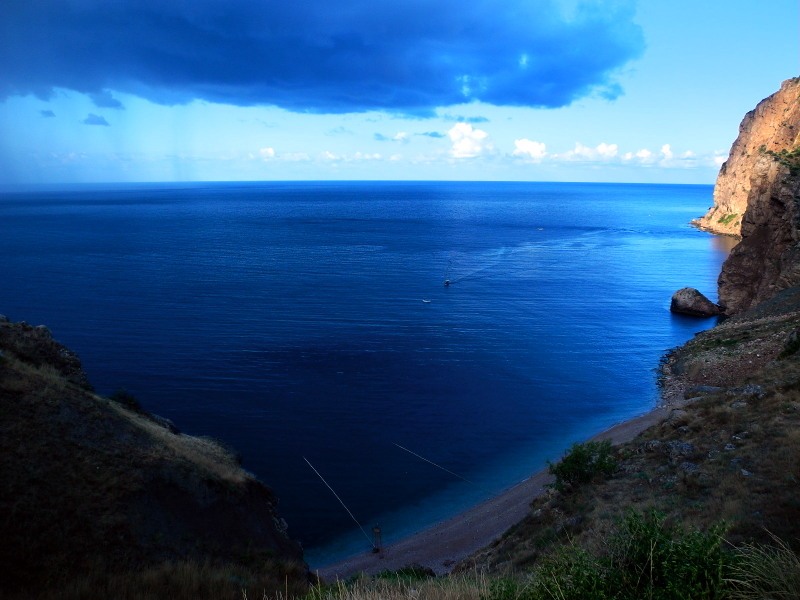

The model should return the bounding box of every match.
[303,456,375,549]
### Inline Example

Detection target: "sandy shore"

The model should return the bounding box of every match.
[316,381,686,582]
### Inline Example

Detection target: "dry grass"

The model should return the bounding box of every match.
[286,571,488,600]
[105,397,249,485]
[726,533,800,600]
[3,559,309,600]
[1,351,68,395]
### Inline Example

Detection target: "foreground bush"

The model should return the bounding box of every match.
[302,571,486,600]
[485,510,730,600]
[548,440,617,491]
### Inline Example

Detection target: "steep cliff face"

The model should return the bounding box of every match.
[708,78,800,315]
[695,78,800,238]
[0,316,307,595]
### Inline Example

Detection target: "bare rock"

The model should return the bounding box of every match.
[665,440,696,461]
[708,78,800,315]
[670,287,721,317]
[780,328,800,358]
[694,77,800,238]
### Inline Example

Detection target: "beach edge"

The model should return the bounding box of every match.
[316,373,689,581]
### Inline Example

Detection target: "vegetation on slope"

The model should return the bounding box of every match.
[760,144,800,175]
[0,317,308,599]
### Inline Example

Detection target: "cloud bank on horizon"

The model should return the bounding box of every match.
[0,0,643,114]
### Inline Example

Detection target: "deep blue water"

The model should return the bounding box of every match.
[0,181,733,566]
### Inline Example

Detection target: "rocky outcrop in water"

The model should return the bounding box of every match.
[694,78,800,239]
[670,287,720,317]
[697,78,800,315]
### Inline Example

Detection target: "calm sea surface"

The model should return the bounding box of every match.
[0,181,732,565]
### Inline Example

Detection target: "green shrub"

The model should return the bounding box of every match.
[482,576,531,600]
[525,511,730,600]
[548,440,617,492]
[374,564,436,583]
[604,511,729,599]
[530,545,607,600]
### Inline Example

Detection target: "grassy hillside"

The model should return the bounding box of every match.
[0,316,308,599]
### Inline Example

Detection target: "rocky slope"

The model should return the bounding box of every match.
[0,316,308,598]
[694,77,800,239]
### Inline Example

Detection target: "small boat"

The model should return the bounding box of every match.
[443,279,451,287]
[422,299,432,303]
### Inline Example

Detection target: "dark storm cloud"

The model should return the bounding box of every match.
[90,90,125,109]
[441,115,491,124]
[0,0,644,114]
[82,113,110,126]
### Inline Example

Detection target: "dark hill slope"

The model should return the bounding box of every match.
[0,316,307,598]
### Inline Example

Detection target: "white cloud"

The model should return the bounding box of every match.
[513,139,724,172]
[282,152,311,162]
[448,123,492,158]
[393,132,410,143]
[559,141,618,161]
[321,150,339,161]
[318,150,383,163]
[259,147,275,160]
[596,142,618,159]
[352,152,382,161]
[513,138,547,162]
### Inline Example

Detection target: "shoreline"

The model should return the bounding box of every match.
[316,375,689,581]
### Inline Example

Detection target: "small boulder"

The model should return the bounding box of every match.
[670,287,721,317]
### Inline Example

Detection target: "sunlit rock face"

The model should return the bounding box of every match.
[694,78,800,239]
[705,79,800,315]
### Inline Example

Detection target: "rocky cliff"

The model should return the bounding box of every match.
[0,316,308,597]
[701,78,800,315]
[694,77,800,238]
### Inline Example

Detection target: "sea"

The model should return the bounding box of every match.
[0,181,734,567]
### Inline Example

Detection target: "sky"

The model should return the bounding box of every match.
[0,0,797,185]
